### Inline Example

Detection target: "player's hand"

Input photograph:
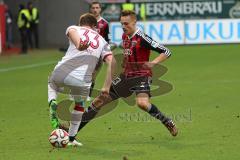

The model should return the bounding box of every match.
[143,62,157,69]
[78,40,90,51]
[101,87,110,96]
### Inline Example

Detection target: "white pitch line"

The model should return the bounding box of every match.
[0,61,56,73]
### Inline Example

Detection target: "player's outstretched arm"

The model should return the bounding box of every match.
[102,54,116,94]
[140,32,171,68]
[67,28,90,51]
[151,52,169,65]
[144,51,170,68]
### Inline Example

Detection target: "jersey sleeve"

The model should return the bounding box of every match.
[101,40,112,61]
[65,25,78,36]
[140,32,171,57]
[104,23,110,43]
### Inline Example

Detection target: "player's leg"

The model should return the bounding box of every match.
[68,95,85,146]
[77,74,135,132]
[68,96,85,138]
[68,91,114,146]
[67,83,91,146]
[77,91,114,132]
[76,74,132,133]
[48,69,73,129]
[48,83,59,129]
[136,92,178,136]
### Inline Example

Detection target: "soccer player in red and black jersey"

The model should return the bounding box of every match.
[90,1,109,43]
[69,10,178,144]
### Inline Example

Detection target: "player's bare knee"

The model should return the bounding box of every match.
[136,100,149,111]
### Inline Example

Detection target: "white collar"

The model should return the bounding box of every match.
[128,28,140,39]
[97,16,102,22]
[81,26,97,34]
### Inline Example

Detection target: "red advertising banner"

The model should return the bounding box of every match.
[0,4,6,51]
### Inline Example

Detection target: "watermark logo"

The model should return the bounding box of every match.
[119,109,192,123]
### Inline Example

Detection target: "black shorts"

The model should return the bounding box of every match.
[109,74,152,100]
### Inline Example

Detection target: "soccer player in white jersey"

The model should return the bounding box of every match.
[48,13,115,146]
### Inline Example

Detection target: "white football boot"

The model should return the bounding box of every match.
[68,139,83,147]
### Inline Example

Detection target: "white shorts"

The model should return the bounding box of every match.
[48,69,91,102]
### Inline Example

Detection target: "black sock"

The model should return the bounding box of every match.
[49,99,57,107]
[69,136,75,142]
[148,104,170,124]
[89,82,95,97]
[77,104,99,132]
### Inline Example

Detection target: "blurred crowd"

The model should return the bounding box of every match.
[3,1,39,54]
[2,0,144,54]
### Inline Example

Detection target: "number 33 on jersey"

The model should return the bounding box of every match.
[65,25,111,61]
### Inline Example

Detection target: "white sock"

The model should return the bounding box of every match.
[48,84,58,102]
[68,110,83,137]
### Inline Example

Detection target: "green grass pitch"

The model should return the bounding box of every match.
[0,45,239,160]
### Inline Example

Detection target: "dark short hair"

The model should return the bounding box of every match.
[79,13,97,27]
[90,1,101,8]
[120,10,137,20]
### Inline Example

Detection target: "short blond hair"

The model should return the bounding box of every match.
[120,10,137,20]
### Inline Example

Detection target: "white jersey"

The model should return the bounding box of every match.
[53,25,112,83]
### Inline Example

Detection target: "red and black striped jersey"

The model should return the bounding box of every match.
[97,17,109,43]
[122,29,171,77]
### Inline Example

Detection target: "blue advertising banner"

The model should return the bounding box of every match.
[110,19,240,45]
[102,0,240,21]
